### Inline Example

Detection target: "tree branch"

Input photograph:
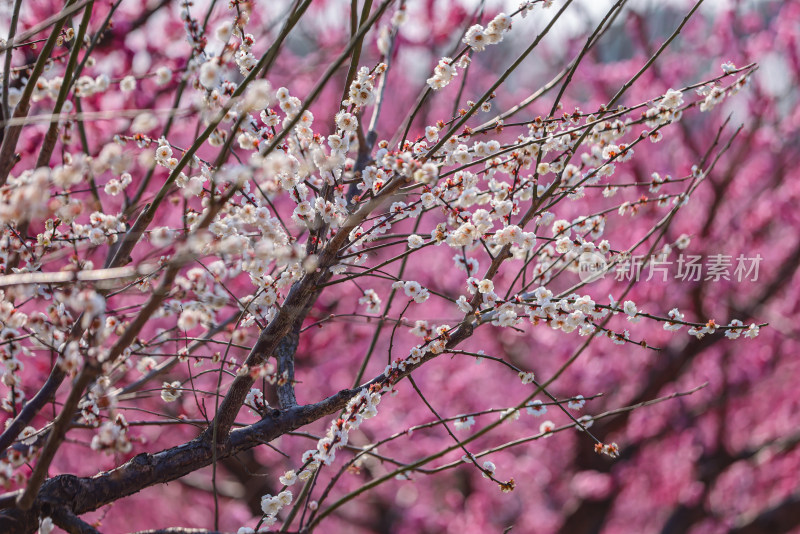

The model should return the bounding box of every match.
[0,388,360,533]
[0,0,79,184]
[51,507,101,534]
[275,320,301,409]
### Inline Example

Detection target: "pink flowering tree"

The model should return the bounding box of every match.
[0,0,796,532]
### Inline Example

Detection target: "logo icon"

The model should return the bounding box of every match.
[578,252,608,283]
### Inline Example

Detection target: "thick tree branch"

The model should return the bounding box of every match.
[275,320,301,409]
[34,0,95,169]
[14,361,100,511]
[0,388,360,533]
[0,365,65,453]
[51,507,101,534]
[0,0,79,184]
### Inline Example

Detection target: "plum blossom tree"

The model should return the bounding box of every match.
[0,0,795,533]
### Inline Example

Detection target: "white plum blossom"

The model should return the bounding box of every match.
[539,420,556,436]
[526,400,547,416]
[279,470,298,486]
[623,300,639,322]
[463,25,488,51]
[396,281,430,303]
[199,60,220,89]
[358,289,382,314]
[120,75,136,92]
[664,308,685,331]
[744,323,760,339]
[575,415,594,431]
[519,371,535,384]
[155,66,172,85]
[160,381,182,402]
[454,415,475,431]
[567,395,586,410]
[482,460,496,478]
[407,234,425,248]
[477,279,494,294]
[427,57,458,90]
[661,88,684,109]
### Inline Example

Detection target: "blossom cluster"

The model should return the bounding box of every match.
[0,0,778,531]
